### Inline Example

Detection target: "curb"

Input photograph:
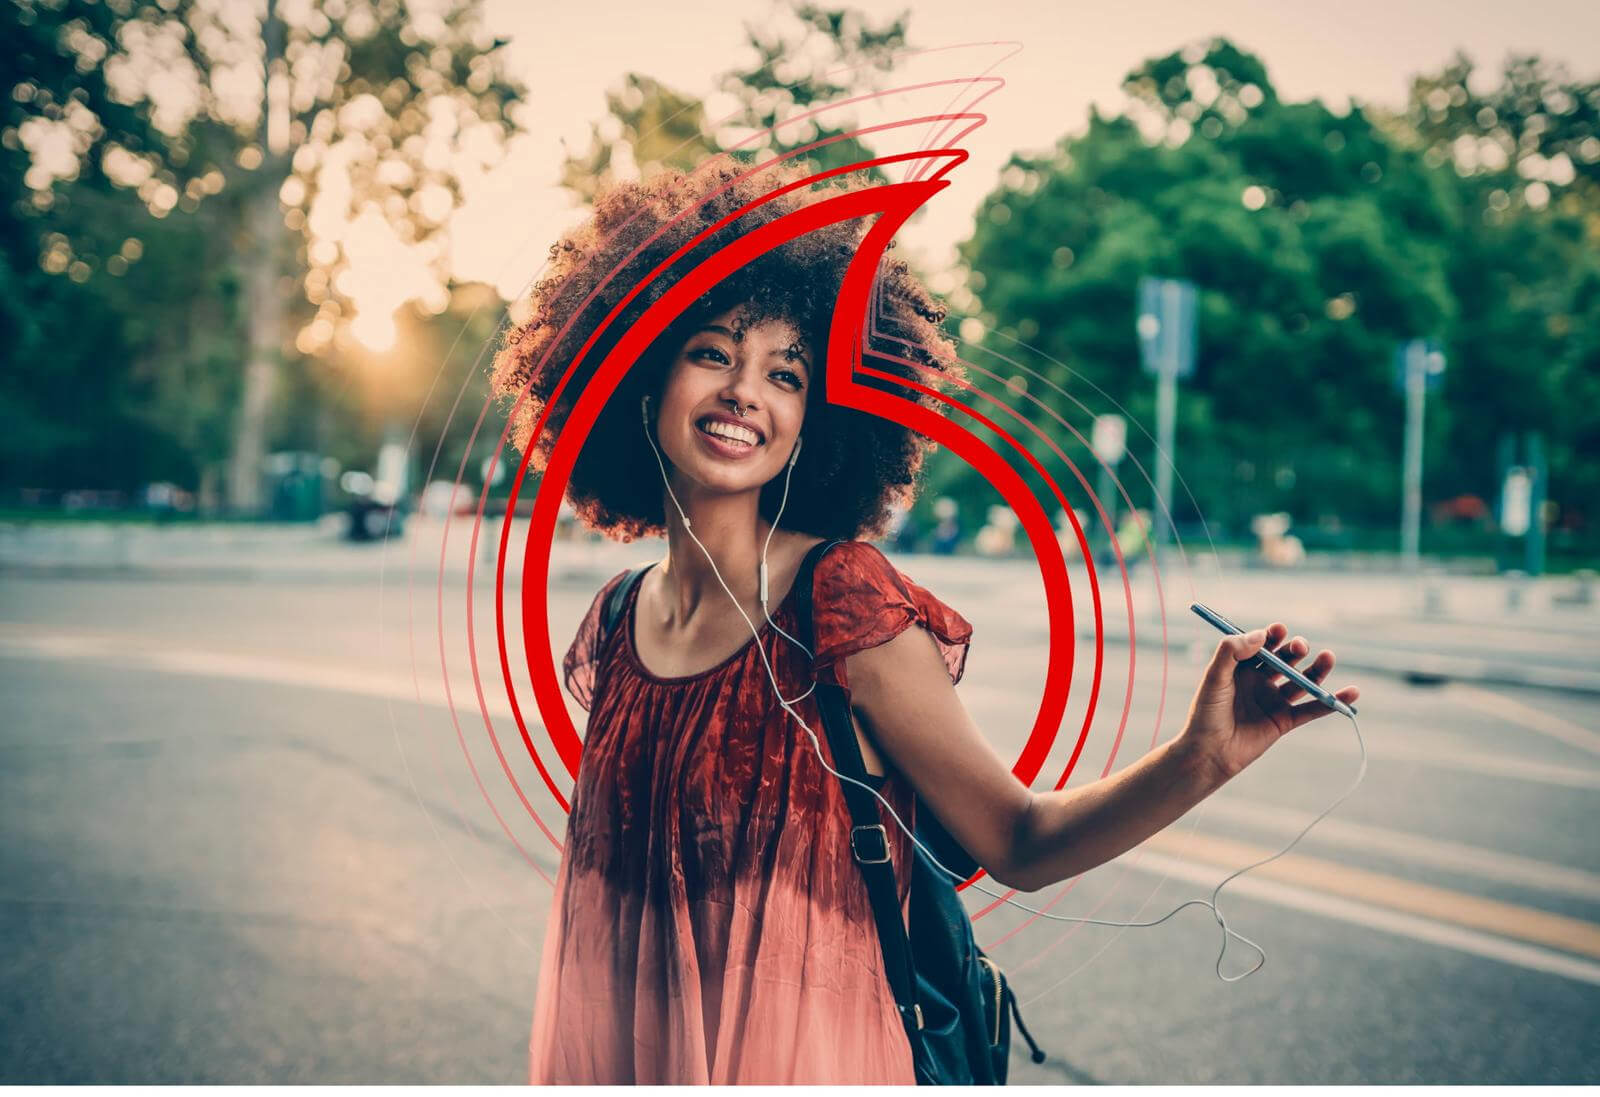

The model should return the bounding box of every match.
[1336,651,1600,698]
[6,555,1598,699]
[1070,626,1600,698]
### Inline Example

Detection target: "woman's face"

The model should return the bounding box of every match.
[652,304,812,500]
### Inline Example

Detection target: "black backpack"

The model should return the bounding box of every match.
[598,540,1046,1084]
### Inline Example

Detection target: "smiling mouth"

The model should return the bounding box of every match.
[696,417,764,451]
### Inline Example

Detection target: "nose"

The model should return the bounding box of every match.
[721,364,763,415]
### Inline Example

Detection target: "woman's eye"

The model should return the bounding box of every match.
[690,346,729,364]
[773,369,804,389]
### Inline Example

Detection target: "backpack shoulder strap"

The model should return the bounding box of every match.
[599,563,653,650]
[794,538,927,1048]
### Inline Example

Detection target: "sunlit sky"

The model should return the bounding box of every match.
[34,0,1597,350]
[442,0,1600,304]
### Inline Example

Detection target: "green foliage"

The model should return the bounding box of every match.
[1,0,188,488]
[9,6,1596,558]
[560,73,717,202]
[560,2,908,202]
[1388,51,1600,539]
[953,38,1596,551]
[3,0,526,504]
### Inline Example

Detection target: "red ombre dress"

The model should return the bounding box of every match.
[528,539,973,1085]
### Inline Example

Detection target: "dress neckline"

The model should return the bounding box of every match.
[623,560,805,685]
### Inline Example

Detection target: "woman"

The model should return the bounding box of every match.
[492,155,1359,1085]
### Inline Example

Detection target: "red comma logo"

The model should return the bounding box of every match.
[486,128,1125,909]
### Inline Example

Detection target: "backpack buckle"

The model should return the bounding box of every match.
[850,823,891,864]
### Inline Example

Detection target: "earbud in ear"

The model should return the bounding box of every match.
[789,435,803,467]
[640,394,650,426]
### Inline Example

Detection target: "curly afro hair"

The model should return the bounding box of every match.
[490,151,967,543]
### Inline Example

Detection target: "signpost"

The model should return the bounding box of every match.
[1394,339,1446,573]
[1497,431,1547,577]
[1091,414,1126,559]
[1137,277,1197,570]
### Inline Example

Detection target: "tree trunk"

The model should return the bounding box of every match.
[225,0,288,515]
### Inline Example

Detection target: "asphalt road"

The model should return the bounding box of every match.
[1,568,1597,1083]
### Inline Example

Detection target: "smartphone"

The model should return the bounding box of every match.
[1190,602,1357,717]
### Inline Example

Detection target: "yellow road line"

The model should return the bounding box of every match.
[1144,829,1600,961]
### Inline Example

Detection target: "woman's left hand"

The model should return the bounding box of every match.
[1179,622,1361,786]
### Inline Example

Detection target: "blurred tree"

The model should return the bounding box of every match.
[559,73,714,202]
[560,0,908,202]
[956,39,1455,535]
[0,0,184,489]
[1402,53,1600,200]
[171,0,525,512]
[278,280,504,481]
[64,176,248,502]
[1385,54,1600,543]
[6,0,526,511]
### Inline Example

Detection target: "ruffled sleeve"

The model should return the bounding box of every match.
[809,540,973,694]
[562,568,633,712]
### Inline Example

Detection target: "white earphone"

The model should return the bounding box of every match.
[640,391,811,703]
[635,390,1367,981]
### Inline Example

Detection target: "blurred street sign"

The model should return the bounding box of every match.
[1091,414,1127,464]
[481,454,506,488]
[1393,338,1446,392]
[1091,413,1127,555]
[375,439,408,507]
[1494,432,1548,575]
[1501,468,1533,537]
[1138,277,1197,379]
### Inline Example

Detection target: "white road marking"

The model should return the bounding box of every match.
[1290,730,1600,791]
[958,685,1600,792]
[9,628,1600,988]
[1445,681,1600,757]
[6,630,1599,797]
[1201,797,1600,902]
[1111,851,1600,989]
[0,630,514,720]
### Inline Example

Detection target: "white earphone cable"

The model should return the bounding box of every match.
[638,395,1366,980]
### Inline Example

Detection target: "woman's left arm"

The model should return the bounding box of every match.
[846,620,1359,894]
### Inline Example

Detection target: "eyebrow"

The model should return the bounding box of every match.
[693,325,811,372]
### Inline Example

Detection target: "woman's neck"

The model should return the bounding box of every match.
[658,489,778,628]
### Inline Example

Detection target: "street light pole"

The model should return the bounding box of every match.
[1153,328,1178,568]
[1137,277,1197,575]
[1526,431,1547,577]
[1400,340,1426,573]
[1397,339,1446,574]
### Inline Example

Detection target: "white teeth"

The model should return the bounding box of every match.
[699,419,759,447]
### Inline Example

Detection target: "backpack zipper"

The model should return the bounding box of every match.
[977,955,1003,1045]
